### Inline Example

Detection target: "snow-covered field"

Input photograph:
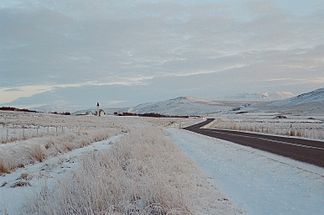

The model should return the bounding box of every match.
[1,110,323,215]
[0,135,123,215]
[168,128,324,215]
[206,112,324,140]
[0,111,120,144]
[1,111,240,215]
[0,111,125,174]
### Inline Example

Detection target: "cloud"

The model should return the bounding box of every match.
[264,77,324,85]
[0,76,152,103]
[0,0,323,106]
[160,64,248,78]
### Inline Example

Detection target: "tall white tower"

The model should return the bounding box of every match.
[96,102,100,116]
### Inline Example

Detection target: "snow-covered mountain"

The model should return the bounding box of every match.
[286,88,324,104]
[33,104,80,113]
[259,88,324,114]
[128,96,245,116]
[230,91,295,101]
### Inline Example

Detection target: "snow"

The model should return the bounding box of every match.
[257,88,324,114]
[287,88,324,104]
[229,91,295,101]
[69,88,324,116]
[129,96,243,116]
[167,128,324,215]
[205,114,324,140]
[73,88,324,116]
[0,113,202,214]
[0,134,123,215]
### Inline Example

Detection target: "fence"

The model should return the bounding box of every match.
[0,124,68,144]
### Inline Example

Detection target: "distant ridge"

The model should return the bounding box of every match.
[230,91,295,101]
[128,96,245,116]
[260,88,324,114]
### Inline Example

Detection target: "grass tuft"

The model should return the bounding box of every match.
[0,159,9,174]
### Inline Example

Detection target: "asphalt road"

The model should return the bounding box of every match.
[185,118,324,168]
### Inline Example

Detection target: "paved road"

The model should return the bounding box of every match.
[185,118,324,168]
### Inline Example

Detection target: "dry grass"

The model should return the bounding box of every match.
[0,111,198,175]
[0,114,238,214]
[0,159,10,174]
[0,128,120,174]
[207,118,324,140]
[25,128,207,215]
[29,145,46,162]
[0,111,199,144]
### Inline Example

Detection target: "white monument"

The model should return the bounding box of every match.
[96,102,100,116]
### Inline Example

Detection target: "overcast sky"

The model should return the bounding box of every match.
[0,0,324,109]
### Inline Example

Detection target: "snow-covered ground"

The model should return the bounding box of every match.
[0,134,123,215]
[2,110,323,214]
[1,112,233,214]
[167,128,324,215]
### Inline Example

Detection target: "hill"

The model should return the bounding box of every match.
[128,96,245,116]
[259,88,324,114]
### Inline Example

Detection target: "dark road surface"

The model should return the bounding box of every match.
[185,119,324,168]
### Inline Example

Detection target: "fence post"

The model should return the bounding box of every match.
[6,128,8,142]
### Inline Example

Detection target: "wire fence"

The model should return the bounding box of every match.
[0,124,69,144]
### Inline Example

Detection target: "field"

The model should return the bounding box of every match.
[1,110,323,215]
[206,112,324,140]
[0,111,238,215]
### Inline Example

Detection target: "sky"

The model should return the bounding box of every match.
[0,0,324,110]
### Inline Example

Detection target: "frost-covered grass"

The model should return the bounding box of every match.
[0,135,123,215]
[0,112,236,214]
[0,111,200,144]
[24,127,230,215]
[0,111,200,174]
[0,111,127,174]
[206,115,324,140]
[0,111,120,144]
[0,125,71,144]
[0,128,120,174]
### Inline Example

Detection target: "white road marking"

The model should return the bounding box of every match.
[208,130,324,151]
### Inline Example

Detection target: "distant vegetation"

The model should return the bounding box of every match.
[50,111,71,116]
[114,112,191,118]
[0,106,37,113]
[0,106,73,116]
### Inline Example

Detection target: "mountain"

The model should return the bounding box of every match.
[33,104,81,113]
[127,96,245,116]
[229,91,295,101]
[258,88,324,114]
